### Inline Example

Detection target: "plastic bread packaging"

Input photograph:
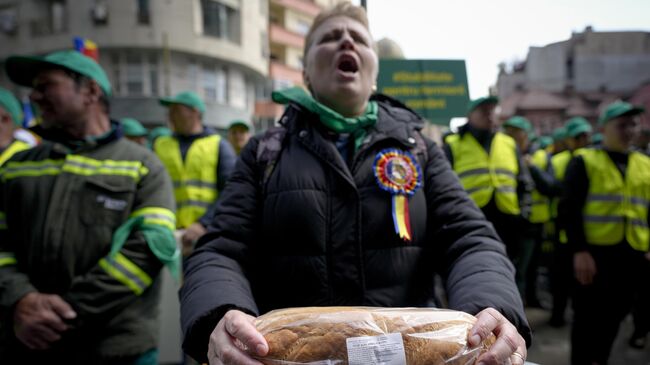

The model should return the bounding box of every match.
[252,307,497,365]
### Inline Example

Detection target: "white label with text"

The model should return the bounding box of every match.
[346,333,407,365]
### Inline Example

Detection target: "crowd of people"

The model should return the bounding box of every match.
[0,2,648,365]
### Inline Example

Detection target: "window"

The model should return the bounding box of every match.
[215,66,228,104]
[111,54,121,95]
[201,0,241,43]
[91,0,108,25]
[137,0,150,25]
[202,66,217,102]
[30,0,67,36]
[294,19,311,36]
[272,79,293,91]
[51,0,66,33]
[126,54,144,96]
[259,0,268,16]
[188,62,199,92]
[0,5,18,35]
[149,56,159,96]
[261,31,269,58]
[112,52,161,96]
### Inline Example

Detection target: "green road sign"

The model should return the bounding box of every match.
[377,59,470,126]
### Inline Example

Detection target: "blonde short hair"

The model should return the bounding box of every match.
[303,2,371,64]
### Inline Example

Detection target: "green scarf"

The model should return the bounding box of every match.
[110,216,181,281]
[272,87,378,151]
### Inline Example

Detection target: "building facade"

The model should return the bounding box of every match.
[497,27,650,133]
[0,0,269,129]
[253,0,342,131]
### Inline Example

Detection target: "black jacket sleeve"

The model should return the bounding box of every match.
[180,137,261,362]
[529,163,563,197]
[424,140,532,346]
[562,156,589,252]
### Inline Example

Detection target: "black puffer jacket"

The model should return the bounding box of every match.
[180,95,531,362]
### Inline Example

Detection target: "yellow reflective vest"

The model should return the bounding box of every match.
[530,149,551,223]
[0,140,30,166]
[581,149,650,252]
[154,134,220,228]
[447,132,520,215]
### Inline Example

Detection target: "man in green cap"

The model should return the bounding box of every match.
[502,116,532,152]
[562,101,650,364]
[120,117,148,146]
[0,50,178,364]
[148,126,172,148]
[445,97,533,265]
[503,116,559,306]
[227,119,252,155]
[501,116,538,300]
[551,126,568,155]
[0,87,31,165]
[155,91,236,255]
[548,117,593,326]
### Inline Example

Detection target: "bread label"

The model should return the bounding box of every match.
[345,333,407,365]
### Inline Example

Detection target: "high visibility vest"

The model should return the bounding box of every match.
[530,149,551,223]
[581,149,650,252]
[0,140,30,166]
[447,132,520,215]
[551,150,572,182]
[154,134,220,228]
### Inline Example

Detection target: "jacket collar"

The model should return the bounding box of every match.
[281,95,425,188]
[31,120,123,154]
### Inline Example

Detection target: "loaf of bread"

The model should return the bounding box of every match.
[253,307,495,365]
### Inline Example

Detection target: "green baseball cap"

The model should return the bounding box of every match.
[159,91,206,115]
[538,136,553,149]
[565,117,592,138]
[5,50,112,97]
[149,126,172,139]
[467,96,499,114]
[0,87,23,126]
[598,101,645,126]
[503,116,532,132]
[228,119,251,131]
[591,132,603,145]
[552,127,567,142]
[120,118,148,137]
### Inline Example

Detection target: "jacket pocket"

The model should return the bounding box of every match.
[81,176,136,227]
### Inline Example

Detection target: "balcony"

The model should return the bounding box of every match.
[270,61,304,86]
[270,23,305,49]
[271,0,321,17]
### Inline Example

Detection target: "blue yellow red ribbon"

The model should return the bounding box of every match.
[373,149,422,242]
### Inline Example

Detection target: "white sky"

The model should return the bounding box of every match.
[353,0,650,99]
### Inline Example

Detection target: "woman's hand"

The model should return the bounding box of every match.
[469,307,527,365]
[208,309,268,365]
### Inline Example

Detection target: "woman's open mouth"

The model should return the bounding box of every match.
[337,54,359,76]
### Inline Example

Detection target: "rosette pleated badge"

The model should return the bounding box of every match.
[373,149,422,242]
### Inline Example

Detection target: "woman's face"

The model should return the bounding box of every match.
[303,16,378,117]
